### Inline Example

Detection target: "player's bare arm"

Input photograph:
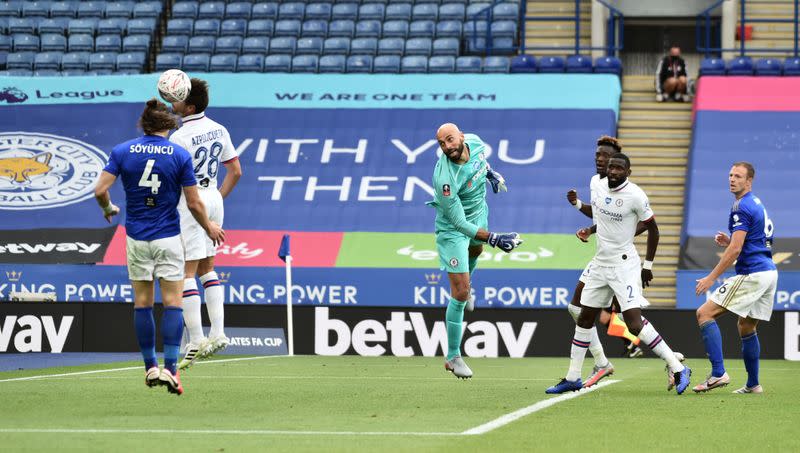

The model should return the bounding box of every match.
[183,185,225,245]
[695,230,746,295]
[714,231,731,247]
[219,158,242,199]
[567,189,593,218]
[641,217,659,287]
[94,170,120,223]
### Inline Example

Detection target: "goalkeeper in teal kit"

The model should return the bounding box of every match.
[429,123,523,379]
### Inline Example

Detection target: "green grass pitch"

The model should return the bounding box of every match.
[1,356,799,452]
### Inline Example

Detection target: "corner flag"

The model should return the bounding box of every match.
[278,233,294,356]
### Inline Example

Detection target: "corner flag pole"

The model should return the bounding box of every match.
[278,234,294,356]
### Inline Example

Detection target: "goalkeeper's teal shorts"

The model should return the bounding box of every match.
[435,213,488,274]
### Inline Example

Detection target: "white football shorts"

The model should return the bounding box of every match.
[579,257,648,312]
[179,189,223,261]
[710,270,778,321]
[126,234,184,282]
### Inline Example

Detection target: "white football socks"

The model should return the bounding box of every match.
[566,326,592,382]
[182,278,204,344]
[200,271,225,339]
[638,321,685,373]
[567,304,608,368]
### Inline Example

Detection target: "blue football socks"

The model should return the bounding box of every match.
[161,306,184,375]
[741,332,760,388]
[700,320,725,377]
[134,307,157,370]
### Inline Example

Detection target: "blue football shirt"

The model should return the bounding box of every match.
[729,192,776,275]
[103,135,196,241]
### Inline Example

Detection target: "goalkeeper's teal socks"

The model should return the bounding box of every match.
[161,306,184,374]
[446,297,467,360]
[134,307,157,370]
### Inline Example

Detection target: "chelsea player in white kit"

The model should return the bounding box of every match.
[94,99,225,395]
[547,153,691,394]
[694,162,777,394]
[169,78,242,369]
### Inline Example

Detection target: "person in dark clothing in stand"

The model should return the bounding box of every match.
[656,45,689,102]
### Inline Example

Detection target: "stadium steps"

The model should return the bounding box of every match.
[523,0,591,56]
[740,1,797,58]
[617,75,693,308]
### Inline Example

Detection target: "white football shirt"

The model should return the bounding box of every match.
[590,177,654,265]
[169,112,238,191]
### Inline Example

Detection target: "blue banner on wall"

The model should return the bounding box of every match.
[676,270,800,311]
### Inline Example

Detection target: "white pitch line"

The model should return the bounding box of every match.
[0,355,288,383]
[0,428,459,437]
[461,379,621,435]
[43,375,558,382]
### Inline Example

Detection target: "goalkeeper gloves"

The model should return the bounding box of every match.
[486,167,507,193]
[488,232,523,253]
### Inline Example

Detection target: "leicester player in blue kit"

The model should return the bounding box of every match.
[94,99,225,395]
[694,162,777,394]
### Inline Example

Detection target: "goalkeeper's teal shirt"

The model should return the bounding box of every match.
[428,134,489,238]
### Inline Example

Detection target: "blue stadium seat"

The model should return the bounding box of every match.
[296,37,322,55]
[346,54,372,73]
[7,52,36,70]
[436,20,462,39]
[40,33,67,52]
[428,55,455,73]
[89,52,117,71]
[385,3,411,21]
[332,3,358,21]
[105,1,134,19]
[221,19,247,37]
[127,18,156,35]
[699,57,725,76]
[462,20,487,38]
[377,37,404,55]
[23,1,52,18]
[412,4,438,21]
[95,34,122,53]
[210,53,237,72]
[172,2,199,19]
[62,52,90,70]
[69,19,98,36]
[247,19,274,37]
[328,19,355,38]
[784,57,800,76]
[274,19,301,37]
[537,56,564,73]
[755,58,782,76]
[195,19,221,36]
[593,56,622,75]
[483,56,509,73]
[409,20,434,39]
[491,20,516,39]
[61,69,87,76]
[269,36,296,54]
[727,56,754,75]
[91,69,114,75]
[466,3,491,19]
[301,19,327,37]
[182,53,211,72]
[50,2,78,18]
[356,20,381,38]
[38,18,69,34]
[155,53,182,71]
[292,54,318,73]
[133,2,161,19]
[405,37,431,56]
[162,35,189,54]
[305,3,331,21]
[237,53,264,72]
[493,2,519,21]
[264,54,291,72]
[34,52,62,70]
[322,37,349,55]
[0,35,11,52]
[350,37,377,55]
[429,37,456,57]
[0,3,21,18]
[68,34,94,52]
[97,18,126,35]
[278,2,305,21]
[9,18,35,35]
[188,36,215,54]
[359,4,385,21]
[242,36,269,54]
[509,54,536,73]
[251,2,277,21]
[167,19,194,36]
[226,2,252,20]
[373,55,400,73]
[439,3,465,21]
[116,52,145,72]
[77,2,105,19]
[12,34,39,52]
[2,69,34,76]
[34,69,61,76]
[319,54,345,73]
[198,2,226,20]
[361,0,389,5]
[216,36,242,54]
[382,20,408,39]
[566,54,592,73]
[401,55,426,73]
